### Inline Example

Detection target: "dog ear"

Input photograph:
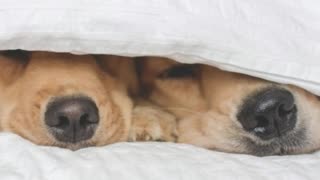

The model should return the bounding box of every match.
[0,50,30,86]
[95,55,140,96]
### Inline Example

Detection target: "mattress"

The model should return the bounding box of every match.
[0,1,320,179]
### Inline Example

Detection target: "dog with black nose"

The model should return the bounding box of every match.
[0,51,140,150]
[137,57,320,156]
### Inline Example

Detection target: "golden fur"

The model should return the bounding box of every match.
[138,57,320,156]
[0,51,135,149]
[3,51,318,156]
[0,51,176,150]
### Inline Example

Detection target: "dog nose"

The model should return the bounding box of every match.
[45,97,99,143]
[237,88,297,140]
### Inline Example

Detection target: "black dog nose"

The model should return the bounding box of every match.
[237,88,297,140]
[45,97,99,143]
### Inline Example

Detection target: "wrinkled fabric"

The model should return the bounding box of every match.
[0,133,319,180]
[0,0,320,95]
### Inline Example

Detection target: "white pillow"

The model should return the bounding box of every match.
[0,0,320,95]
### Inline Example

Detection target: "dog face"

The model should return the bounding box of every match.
[0,51,133,150]
[139,57,320,156]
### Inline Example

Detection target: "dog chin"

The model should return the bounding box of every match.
[242,127,307,156]
[48,141,96,151]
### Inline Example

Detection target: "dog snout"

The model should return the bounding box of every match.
[45,96,99,143]
[238,88,297,140]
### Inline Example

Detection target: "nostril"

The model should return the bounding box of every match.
[56,115,70,129]
[278,104,296,120]
[252,116,269,134]
[79,113,91,127]
[80,113,89,121]
[256,116,269,128]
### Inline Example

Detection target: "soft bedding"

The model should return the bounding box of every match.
[1,0,320,95]
[1,0,320,179]
[1,133,320,180]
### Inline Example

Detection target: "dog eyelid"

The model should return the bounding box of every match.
[157,64,199,79]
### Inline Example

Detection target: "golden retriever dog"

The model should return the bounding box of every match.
[0,50,135,150]
[0,51,176,150]
[137,57,320,156]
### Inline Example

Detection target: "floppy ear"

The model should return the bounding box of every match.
[95,55,140,96]
[0,50,29,87]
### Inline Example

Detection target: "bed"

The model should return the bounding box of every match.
[1,0,320,179]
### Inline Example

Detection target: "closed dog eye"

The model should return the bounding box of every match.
[1,50,30,63]
[157,64,199,79]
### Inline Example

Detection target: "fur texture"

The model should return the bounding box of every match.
[138,57,320,156]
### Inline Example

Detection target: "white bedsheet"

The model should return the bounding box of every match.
[1,133,320,180]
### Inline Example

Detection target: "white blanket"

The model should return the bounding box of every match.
[1,133,320,180]
[0,0,320,95]
[1,1,320,179]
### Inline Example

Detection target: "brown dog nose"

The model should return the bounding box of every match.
[45,97,99,143]
[237,88,297,140]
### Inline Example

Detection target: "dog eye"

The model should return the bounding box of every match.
[1,50,29,60]
[1,50,30,64]
[158,64,199,79]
